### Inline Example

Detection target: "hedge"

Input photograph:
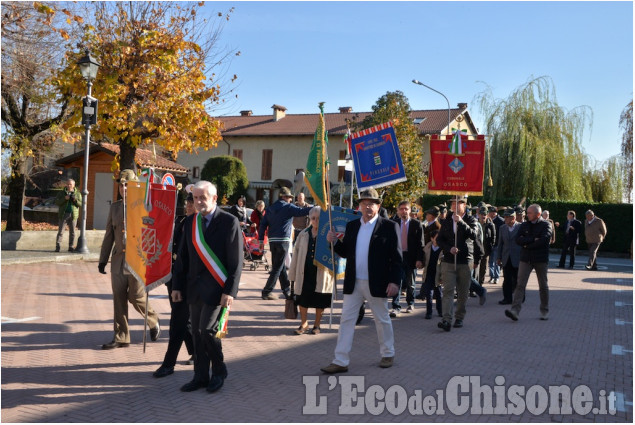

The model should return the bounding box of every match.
[419,194,632,255]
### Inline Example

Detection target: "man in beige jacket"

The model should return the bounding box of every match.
[584,210,607,271]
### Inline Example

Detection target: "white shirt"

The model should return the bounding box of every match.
[355,213,379,280]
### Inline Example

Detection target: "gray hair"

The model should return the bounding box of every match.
[527,204,542,215]
[309,206,322,219]
[585,209,594,217]
[67,179,75,185]
[193,180,217,197]
[255,200,265,209]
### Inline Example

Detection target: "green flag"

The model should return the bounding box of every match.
[304,103,328,209]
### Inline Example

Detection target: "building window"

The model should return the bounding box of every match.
[233,149,243,161]
[192,166,200,179]
[261,149,273,180]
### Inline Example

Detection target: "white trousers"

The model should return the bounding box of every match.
[333,279,395,367]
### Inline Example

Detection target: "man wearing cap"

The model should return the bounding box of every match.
[557,210,582,269]
[258,187,312,300]
[436,195,479,331]
[584,210,607,271]
[389,200,424,316]
[487,205,505,283]
[505,204,552,321]
[422,206,442,245]
[496,208,521,304]
[477,207,496,286]
[437,204,448,221]
[321,188,402,373]
[98,169,161,349]
[514,205,525,224]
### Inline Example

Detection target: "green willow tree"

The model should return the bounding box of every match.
[357,91,424,210]
[584,155,625,203]
[619,99,633,202]
[475,76,592,202]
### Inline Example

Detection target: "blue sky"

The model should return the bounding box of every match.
[205,1,633,163]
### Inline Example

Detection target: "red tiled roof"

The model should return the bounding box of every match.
[56,143,189,174]
[99,143,189,173]
[219,106,473,137]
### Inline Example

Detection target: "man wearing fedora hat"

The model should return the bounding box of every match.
[258,187,312,300]
[98,169,161,349]
[436,194,479,331]
[422,206,442,245]
[321,188,402,373]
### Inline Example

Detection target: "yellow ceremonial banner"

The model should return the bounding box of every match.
[125,182,177,292]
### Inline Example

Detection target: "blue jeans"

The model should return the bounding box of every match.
[470,268,485,296]
[262,241,291,298]
[489,247,500,280]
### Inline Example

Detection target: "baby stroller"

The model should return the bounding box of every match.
[243,229,270,271]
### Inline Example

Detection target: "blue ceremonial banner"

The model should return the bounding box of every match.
[314,206,361,279]
[349,121,407,190]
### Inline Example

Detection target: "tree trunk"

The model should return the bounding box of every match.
[6,159,27,231]
[119,140,137,172]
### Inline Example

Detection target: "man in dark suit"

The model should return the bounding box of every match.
[505,204,552,322]
[172,180,243,393]
[496,208,521,304]
[320,188,402,373]
[436,195,478,331]
[389,200,424,316]
[557,210,582,269]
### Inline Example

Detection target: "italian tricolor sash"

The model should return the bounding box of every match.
[192,213,227,287]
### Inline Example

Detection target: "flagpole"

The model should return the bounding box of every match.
[319,104,338,331]
[454,194,458,271]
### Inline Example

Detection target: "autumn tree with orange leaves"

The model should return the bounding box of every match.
[53,2,239,173]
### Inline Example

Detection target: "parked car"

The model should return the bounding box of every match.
[32,197,59,213]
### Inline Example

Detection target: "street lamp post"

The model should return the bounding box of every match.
[412,79,451,135]
[75,50,100,254]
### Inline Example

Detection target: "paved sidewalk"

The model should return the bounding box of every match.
[1,254,632,422]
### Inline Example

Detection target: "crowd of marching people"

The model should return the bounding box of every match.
[95,174,608,389]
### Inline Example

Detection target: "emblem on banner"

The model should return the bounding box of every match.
[137,216,162,266]
[449,158,464,174]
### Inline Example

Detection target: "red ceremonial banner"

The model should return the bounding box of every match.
[125,182,177,292]
[427,134,486,195]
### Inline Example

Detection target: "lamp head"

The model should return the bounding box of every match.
[77,49,100,81]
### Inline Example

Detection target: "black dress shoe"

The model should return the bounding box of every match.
[102,340,129,350]
[437,320,451,332]
[150,323,161,341]
[180,380,208,392]
[453,319,463,328]
[498,300,512,305]
[206,375,225,393]
[153,366,174,378]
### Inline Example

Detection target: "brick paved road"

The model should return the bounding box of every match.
[1,255,632,422]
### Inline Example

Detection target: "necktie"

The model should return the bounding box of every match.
[401,221,408,251]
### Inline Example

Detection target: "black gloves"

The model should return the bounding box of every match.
[98,263,107,274]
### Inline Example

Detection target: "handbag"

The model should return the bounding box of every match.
[284,281,298,319]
